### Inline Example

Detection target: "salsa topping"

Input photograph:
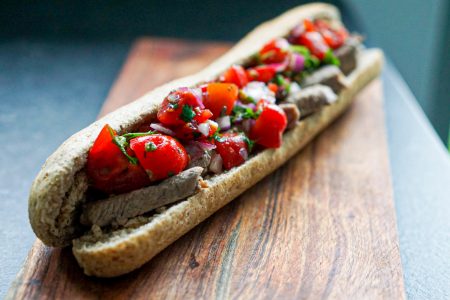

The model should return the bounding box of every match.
[87,17,353,194]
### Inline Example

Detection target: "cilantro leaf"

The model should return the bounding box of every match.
[232,105,260,122]
[242,135,255,152]
[144,141,157,152]
[323,49,340,66]
[290,45,310,56]
[121,130,155,140]
[180,105,196,122]
[113,136,138,165]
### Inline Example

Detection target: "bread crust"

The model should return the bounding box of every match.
[28,2,384,276]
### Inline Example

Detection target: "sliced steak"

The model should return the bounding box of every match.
[188,149,213,173]
[285,84,337,118]
[279,103,300,130]
[334,36,361,75]
[303,65,348,94]
[80,167,204,227]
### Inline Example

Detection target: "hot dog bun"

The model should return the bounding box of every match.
[28,3,384,276]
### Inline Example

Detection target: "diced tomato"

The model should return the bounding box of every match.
[303,19,316,32]
[208,120,219,136]
[267,83,279,94]
[86,124,150,194]
[204,83,239,117]
[174,122,198,141]
[259,38,289,64]
[215,133,249,170]
[314,19,348,49]
[157,88,203,126]
[221,65,249,88]
[193,107,213,123]
[246,65,278,83]
[298,31,330,60]
[130,134,188,181]
[249,101,287,148]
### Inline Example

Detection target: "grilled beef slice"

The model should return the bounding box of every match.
[80,167,204,227]
[285,84,338,118]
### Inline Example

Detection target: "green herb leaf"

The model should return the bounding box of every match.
[169,103,179,109]
[180,105,196,122]
[274,74,291,92]
[323,49,340,66]
[242,135,255,152]
[304,55,320,70]
[121,130,155,140]
[213,132,224,143]
[290,45,321,72]
[232,105,260,122]
[113,136,138,165]
[144,141,157,152]
[290,45,310,56]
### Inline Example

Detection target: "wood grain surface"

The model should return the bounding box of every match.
[7,38,405,299]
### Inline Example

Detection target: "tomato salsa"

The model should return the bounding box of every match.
[87,18,350,194]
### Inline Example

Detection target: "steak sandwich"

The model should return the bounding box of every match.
[29,3,384,277]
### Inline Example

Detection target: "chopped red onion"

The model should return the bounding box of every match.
[290,24,304,39]
[185,141,216,161]
[176,87,204,109]
[247,103,256,111]
[275,38,290,50]
[269,62,288,72]
[242,119,255,133]
[289,82,301,95]
[150,123,175,136]
[196,141,216,151]
[239,148,248,160]
[184,142,204,161]
[289,53,305,72]
[243,82,276,103]
[198,122,210,137]
[191,88,205,109]
[209,153,223,174]
[217,116,231,131]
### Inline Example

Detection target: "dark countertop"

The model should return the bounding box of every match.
[0,40,449,299]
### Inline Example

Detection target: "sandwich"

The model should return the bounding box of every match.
[29,3,384,277]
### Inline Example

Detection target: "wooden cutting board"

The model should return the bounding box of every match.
[7,38,405,299]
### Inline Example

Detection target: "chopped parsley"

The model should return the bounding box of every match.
[231,105,261,122]
[121,130,155,140]
[290,45,310,56]
[239,90,256,104]
[242,135,255,152]
[290,45,320,71]
[144,141,157,152]
[180,105,196,122]
[274,74,291,93]
[169,103,179,110]
[212,132,224,143]
[112,135,138,165]
[323,49,340,66]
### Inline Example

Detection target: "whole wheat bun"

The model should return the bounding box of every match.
[28,3,384,276]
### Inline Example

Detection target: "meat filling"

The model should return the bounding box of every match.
[334,37,360,75]
[279,103,301,130]
[188,150,213,174]
[302,65,348,94]
[80,167,204,227]
[285,84,338,118]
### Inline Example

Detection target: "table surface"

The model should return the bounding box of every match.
[0,39,449,300]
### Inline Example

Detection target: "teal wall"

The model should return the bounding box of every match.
[346,0,450,141]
